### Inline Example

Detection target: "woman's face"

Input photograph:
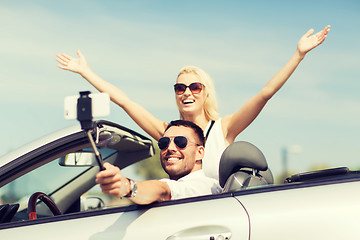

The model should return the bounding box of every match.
[175,72,206,117]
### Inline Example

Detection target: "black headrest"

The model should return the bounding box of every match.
[219,141,268,187]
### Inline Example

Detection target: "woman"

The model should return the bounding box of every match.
[56,25,330,180]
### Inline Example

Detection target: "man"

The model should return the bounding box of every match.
[95,120,221,205]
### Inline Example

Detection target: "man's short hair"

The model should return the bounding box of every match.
[165,120,205,147]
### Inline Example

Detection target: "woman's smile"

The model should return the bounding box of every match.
[182,98,195,105]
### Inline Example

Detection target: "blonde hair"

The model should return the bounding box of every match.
[177,66,219,121]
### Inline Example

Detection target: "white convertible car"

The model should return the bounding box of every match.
[0,120,359,239]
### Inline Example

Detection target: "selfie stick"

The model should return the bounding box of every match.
[77,91,105,171]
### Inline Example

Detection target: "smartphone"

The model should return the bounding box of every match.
[64,92,110,120]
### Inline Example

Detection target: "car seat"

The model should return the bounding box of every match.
[219,141,273,192]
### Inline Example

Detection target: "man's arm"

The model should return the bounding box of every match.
[95,163,171,205]
[132,180,171,204]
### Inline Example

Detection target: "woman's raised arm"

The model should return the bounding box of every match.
[223,25,331,143]
[56,50,167,140]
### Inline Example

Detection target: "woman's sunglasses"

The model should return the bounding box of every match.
[174,82,203,95]
[158,136,200,150]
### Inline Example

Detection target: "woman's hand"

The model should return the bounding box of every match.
[56,50,88,74]
[297,25,330,58]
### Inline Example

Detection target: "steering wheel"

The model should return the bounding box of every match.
[28,192,62,220]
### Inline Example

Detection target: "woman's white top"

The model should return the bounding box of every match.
[202,118,227,181]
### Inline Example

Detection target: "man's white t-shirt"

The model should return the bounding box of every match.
[160,170,222,200]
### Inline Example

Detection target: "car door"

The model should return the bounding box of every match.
[235,180,360,240]
[122,195,250,239]
[0,193,250,240]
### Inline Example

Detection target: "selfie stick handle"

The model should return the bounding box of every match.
[86,130,105,171]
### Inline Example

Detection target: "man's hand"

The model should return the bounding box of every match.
[95,162,131,198]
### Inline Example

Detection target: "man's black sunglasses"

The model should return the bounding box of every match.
[158,136,200,150]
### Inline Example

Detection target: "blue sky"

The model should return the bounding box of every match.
[0,0,359,177]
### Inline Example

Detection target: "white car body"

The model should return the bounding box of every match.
[0,120,359,239]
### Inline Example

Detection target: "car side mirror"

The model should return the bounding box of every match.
[59,152,99,167]
[80,196,105,211]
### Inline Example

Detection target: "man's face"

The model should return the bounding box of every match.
[160,126,204,180]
